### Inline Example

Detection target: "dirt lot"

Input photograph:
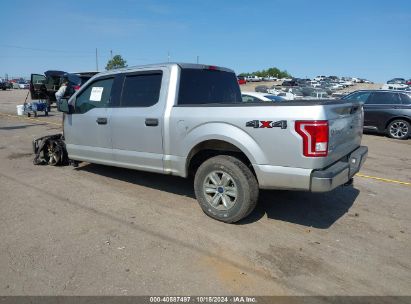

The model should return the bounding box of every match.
[0,89,410,296]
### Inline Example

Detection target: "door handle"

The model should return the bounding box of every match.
[96,117,107,125]
[145,118,159,126]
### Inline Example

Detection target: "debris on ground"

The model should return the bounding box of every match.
[33,134,68,166]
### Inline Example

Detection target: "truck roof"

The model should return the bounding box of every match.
[95,62,235,77]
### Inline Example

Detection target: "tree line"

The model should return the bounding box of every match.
[239,67,292,79]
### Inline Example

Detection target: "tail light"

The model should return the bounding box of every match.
[73,85,81,91]
[295,120,329,157]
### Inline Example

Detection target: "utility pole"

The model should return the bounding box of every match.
[196,56,199,64]
[167,51,170,62]
[110,50,113,60]
[95,48,99,71]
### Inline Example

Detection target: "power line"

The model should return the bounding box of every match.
[0,44,92,54]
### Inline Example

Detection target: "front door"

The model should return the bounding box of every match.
[110,69,167,173]
[64,77,115,164]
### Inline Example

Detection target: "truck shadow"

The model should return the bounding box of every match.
[76,163,195,198]
[77,163,359,229]
[239,186,359,228]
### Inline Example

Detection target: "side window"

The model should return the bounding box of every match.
[368,92,400,105]
[75,78,113,114]
[345,92,371,102]
[121,72,162,107]
[400,93,411,104]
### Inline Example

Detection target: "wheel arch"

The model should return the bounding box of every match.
[186,139,259,178]
[385,116,411,130]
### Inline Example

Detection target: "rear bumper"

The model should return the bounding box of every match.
[253,146,368,191]
[310,146,368,192]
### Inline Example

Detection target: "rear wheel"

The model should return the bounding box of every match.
[387,119,410,140]
[194,155,259,223]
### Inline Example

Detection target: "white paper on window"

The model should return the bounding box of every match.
[90,87,104,102]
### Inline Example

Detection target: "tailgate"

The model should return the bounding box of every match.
[326,102,363,165]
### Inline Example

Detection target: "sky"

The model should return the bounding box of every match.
[0,0,410,82]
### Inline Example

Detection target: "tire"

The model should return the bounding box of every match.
[387,119,410,140]
[43,140,62,166]
[194,155,259,223]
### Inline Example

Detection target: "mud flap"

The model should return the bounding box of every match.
[33,134,68,166]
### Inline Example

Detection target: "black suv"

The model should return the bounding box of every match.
[0,81,7,90]
[30,70,98,104]
[342,90,411,139]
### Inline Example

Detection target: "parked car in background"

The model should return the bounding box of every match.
[387,78,406,84]
[267,89,296,100]
[281,80,298,87]
[342,90,411,139]
[254,85,269,93]
[262,76,278,81]
[246,75,262,82]
[30,70,98,103]
[18,82,29,89]
[237,76,246,85]
[0,80,8,90]
[242,91,285,102]
[381,83,409,90]
[314,75,326,81]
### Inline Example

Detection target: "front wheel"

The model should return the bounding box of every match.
[387,119,410,140]
[194,155,259,223]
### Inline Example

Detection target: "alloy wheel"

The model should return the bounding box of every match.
[203,171,238,210]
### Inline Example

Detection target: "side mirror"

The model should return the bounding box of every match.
[57,98,73,114]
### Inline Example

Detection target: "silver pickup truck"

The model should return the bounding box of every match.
[57,63,368,223]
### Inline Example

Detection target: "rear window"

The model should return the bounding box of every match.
[178,69,241,105]
[400,93,411,104]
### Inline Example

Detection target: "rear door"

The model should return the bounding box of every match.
[365,92,401,130]
[109,69,167,173]
[30,74,46,99]
[64,76,116,163]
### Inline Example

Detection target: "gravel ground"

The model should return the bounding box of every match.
[0,89,410,296]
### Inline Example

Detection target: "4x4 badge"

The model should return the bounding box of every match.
[246,120,287,129]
